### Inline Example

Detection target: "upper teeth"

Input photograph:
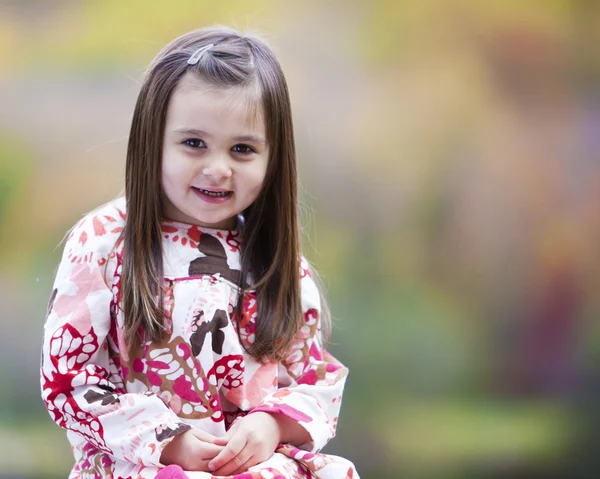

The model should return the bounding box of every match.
[200,189,228,197]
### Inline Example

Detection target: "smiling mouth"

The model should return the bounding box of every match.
[193,187,233,197]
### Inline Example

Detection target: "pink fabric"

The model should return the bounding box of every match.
[155,465,191,479]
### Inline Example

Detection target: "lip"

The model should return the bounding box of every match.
[191,186,233,204]
[195,187,230,193]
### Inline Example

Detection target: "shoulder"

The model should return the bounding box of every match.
[62,197,127,266]
[299,255,321,312]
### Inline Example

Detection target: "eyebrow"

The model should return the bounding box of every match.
[172,128,266,144]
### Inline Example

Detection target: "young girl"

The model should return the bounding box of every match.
[40,26,358,479]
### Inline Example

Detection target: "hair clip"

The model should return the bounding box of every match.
[187,44,214,65]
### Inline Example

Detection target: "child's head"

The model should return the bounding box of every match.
[126,25,296,231]
[161,72,269,230]
[122,26,311,360]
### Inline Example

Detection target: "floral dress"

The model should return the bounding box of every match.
[40,198,358,479]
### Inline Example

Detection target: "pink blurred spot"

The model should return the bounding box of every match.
[253,404,312,423]
[79,230,88,246]
[93,216,106,236]
[169,394,182,414]
[309,342,322,361]
[177,343,191,360]
[147,370,163,386]
[147,360,169,369]
[52,263,107,335]
[273,389,292,398]
[173,376,201,402]
[326,363,342,373]
[297,370,318,386]
[133,358,144,373]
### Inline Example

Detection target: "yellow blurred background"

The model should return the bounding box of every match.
[1,1,599,478]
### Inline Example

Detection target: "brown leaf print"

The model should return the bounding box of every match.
[189,234,240,284]
[190,309,229,356]
[155,422,192,442]
[84,389,120,406]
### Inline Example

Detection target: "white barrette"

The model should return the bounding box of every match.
[187,44,214,65]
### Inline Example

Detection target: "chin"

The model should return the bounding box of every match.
[196,215,234,229]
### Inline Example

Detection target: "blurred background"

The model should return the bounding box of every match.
[1,0,599,478]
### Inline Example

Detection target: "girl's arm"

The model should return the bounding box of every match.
[249,257,348,453]
[40,212,195,467]
[206,258,349,476]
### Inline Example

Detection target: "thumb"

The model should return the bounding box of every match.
[213,420,240,443]
[227,418,243,437]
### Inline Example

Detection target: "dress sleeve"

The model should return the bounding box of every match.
[40,213,190,466]
[250,257,348,453]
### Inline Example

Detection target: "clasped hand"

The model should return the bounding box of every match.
[160,412,282,476]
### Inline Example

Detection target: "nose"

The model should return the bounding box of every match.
[201,153,232,181]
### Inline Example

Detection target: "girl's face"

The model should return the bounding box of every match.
[161,74,269,229]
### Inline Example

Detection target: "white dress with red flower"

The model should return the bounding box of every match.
[40,197,358,479]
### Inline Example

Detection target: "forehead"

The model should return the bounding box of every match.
[166,73,265,137]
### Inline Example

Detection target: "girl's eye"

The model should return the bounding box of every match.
[231,144,255,155]
[183,138,206,149]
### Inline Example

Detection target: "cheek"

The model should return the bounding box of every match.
[162,154,190,187]
[245,167,268,200]
[248,157,269,190]
[160,167,175,195]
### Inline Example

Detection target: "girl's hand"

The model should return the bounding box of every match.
[160,429,228,472]
[208,412,282,476]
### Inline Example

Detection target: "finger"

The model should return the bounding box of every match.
[197,442,226,460]
[229,455,257,476]
[208,434,247,473]
[189,428,228,446]
[187,458,212,473]
[213,449,254,477]
[213,417,245,447]
[212,436,229,446]
[214,421,239,443]
[225,418,242,437]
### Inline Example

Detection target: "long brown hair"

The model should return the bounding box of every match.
[122,26,328,361]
